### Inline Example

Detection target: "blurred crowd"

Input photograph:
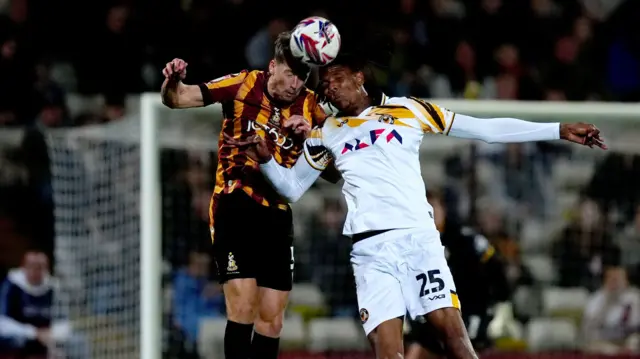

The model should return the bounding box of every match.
[1,0,640,358]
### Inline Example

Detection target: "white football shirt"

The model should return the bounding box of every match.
[303,96,454,236]
[260,95,560,237]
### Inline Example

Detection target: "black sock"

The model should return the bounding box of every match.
[224,320,254,359]
[250,332,280,359]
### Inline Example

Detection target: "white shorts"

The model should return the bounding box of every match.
[351,228,460,335]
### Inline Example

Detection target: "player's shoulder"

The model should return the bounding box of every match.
[207,70,251,85]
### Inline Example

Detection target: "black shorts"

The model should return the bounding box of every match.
[211,190,294,291]
[405,312,493,354]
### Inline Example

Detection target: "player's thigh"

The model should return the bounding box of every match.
[424,307,472,350]
[223,278,259,323]
[367,316,404,359]
[211,191,261,283]
[255,205,295,292]
[254,286,290,337]
[353,265,406,336]
[405,318,447,359]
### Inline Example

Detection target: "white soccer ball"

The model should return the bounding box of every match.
[290,17,341,67]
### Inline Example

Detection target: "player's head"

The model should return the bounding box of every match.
[269,31,311,102]
[22,250,49,285]
[318,55,367,114]
[317,30,390,114]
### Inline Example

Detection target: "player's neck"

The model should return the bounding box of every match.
[351,96,372,116]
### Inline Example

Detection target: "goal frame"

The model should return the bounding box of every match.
[138,93,640,359]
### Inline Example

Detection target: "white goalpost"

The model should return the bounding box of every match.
[43,94,640,359]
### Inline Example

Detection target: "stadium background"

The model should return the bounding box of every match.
[1,0,640,358]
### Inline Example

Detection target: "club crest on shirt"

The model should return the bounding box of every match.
[270,108,281,126]
[227,252,238,272]
[378,114,395,124]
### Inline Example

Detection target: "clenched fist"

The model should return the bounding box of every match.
[284,115,311,138]
[162,58,188,81]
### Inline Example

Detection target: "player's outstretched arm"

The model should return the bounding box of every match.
[224,134,327,202]
[161,58,205,109]
[449,114,606,149]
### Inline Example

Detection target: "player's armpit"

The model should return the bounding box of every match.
[199,70,249,106]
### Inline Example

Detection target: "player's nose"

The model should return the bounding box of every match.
[291,76,302,89]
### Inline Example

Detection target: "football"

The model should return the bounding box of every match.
[290,17,341,67]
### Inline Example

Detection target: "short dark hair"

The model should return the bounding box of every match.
[273,31,310,80]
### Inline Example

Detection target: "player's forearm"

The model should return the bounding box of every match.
[260,156,321,202]
[0,316,37,340]
[161,77,182,108]
[449,114,560,143]
[161,79,204,109]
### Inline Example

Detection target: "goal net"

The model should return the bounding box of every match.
[41,95,640,359]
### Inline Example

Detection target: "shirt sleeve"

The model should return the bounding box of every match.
[403,97,560,143]
[448,114,560,143]
[197,71,249,106]
[259,126,330,202]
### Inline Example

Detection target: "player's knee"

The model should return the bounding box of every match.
[254,310,284,337]
[253,287,288,337]
[224,279,259,323]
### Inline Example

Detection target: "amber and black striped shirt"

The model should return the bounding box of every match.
[199,70,326,228]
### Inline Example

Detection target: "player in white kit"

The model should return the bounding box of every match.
[226,53,606,359]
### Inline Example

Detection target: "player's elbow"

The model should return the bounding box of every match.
[161,97,177,109]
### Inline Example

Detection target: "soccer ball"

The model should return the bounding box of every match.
[290,17,341,67]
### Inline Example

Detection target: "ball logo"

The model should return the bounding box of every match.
[359,308,369,324]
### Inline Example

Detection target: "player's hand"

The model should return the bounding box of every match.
[284,115,311,138]
[162,58,188,81]
[560,123,607,149]
[223,133,272,163]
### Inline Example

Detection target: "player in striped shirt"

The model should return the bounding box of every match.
[161,32,331,359]
[227,52,606,359]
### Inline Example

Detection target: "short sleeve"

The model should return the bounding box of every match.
[303,126,331,171]
[198,70,249,106]
[405,97,456,135]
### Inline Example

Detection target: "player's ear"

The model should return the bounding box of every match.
[268,59,276,74]
[354,71,365,87]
